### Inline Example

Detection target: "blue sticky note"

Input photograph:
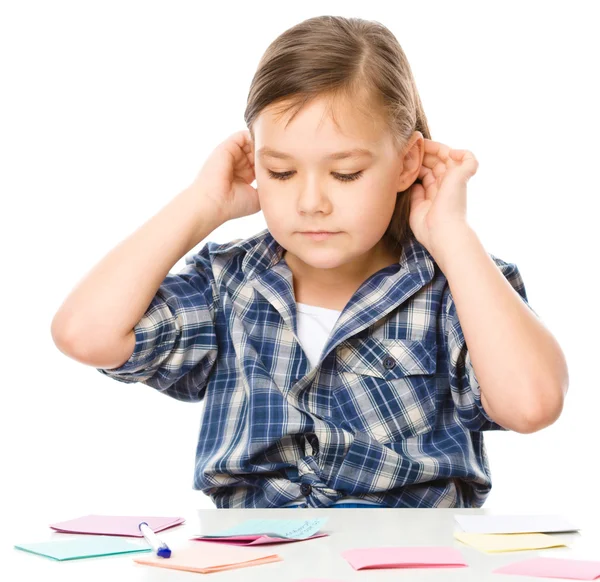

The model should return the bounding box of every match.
[202,518,328,540]
[14,535,152,561]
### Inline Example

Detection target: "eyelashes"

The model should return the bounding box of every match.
[267,170,364,182]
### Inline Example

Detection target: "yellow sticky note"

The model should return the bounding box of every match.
[454,531,567,553]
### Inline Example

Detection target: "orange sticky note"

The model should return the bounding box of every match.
[133,541,282,574]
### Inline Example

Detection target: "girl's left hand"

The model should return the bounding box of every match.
[409,138,479,257]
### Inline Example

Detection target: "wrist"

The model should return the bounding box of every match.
[175,188,227,247]
[429,223,479,275]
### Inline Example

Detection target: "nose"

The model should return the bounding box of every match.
[296,177,333,215]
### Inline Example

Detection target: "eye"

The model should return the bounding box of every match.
[267,170,364,182]
[335,171,363,182]
[268,170,294,181]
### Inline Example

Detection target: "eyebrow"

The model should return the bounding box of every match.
[256,146,375,161]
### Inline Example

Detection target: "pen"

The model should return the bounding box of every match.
[138,521,171,558]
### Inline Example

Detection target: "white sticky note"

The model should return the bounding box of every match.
[454,514,579,535]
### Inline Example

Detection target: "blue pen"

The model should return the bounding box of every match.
[139,522,171,558]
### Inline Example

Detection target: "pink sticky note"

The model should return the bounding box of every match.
[342,546,468,570]
[494,557,600,580]
[191,533,328,546]
[49,515,185,537]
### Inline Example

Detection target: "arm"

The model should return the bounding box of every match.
[436,226,568,434]
[51,187,226,369]
[405,136,568,434]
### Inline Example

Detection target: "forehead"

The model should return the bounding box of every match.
[253,94,394,159]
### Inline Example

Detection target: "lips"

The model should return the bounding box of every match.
[299,231,341,241]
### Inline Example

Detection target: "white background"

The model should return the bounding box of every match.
[2,0,599,549]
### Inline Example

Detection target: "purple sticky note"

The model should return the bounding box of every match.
[191,533,328,546]
[49,514,185,537]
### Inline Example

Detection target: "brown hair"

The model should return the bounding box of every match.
[244,15,432,253]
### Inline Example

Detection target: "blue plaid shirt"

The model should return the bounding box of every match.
[97,228,531,508]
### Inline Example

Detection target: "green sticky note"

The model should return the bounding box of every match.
[14,535,152,561]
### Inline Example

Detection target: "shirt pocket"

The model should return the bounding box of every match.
[333,337,438,442]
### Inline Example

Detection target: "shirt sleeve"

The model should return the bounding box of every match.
[443,254,536,431]
[96,243,219,402]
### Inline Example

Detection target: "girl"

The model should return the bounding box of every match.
[51,15,568,509]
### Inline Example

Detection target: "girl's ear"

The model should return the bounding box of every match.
[247,131,256,162]
[396,131,424,192]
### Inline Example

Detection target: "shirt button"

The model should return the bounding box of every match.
[300,483,312,496]
[383,356,396,370]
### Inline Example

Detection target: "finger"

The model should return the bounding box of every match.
[418,166,434,181]
[244,133,254,154]
[419,166,442,184]
[449,149,471,161]
[423,139,451,161]
[422,153,438,167]
[423,139,439,154]
[418,169,438,201]
[230,130,252,154]
[422,154,448,174]
[410,182,425,206]
[229,131,255,169]
[450,150,479,176]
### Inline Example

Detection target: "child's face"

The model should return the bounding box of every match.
[252,95,417,271]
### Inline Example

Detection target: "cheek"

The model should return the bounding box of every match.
[258,189,286,217]
[257,190,291,235]
[345,187,397,223]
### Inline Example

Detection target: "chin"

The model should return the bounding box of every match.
[289,246,355,270]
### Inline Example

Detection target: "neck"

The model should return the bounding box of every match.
[283,239,400,290]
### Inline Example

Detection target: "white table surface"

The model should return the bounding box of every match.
[6,507,596,581]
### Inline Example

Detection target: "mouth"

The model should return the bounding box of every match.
[299,231,342,240]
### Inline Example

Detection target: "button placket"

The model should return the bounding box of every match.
[304,436,313,457]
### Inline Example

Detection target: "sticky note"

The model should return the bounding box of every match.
[191,533,328,545]
[14,536,151,561]
[454,514,578,534]
[341,546,468,570]
[196,518,327,541]
[454,531,567,553]
[540,539,600,561]
[49,514,185,537]
[133,542,282,574]
[493,557,600,580]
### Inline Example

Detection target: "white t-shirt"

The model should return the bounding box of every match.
[296,302,342,369]
[283,302,381,508]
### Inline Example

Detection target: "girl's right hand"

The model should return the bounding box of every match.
[188,129,260,222]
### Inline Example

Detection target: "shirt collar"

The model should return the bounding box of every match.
[212,227,436,285]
